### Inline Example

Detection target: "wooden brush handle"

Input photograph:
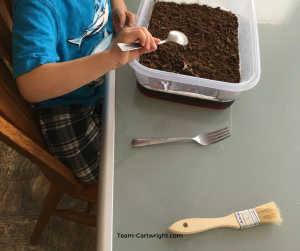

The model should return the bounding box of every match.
[168,213,240,234]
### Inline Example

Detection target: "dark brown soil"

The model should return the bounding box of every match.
[139,2,241,83]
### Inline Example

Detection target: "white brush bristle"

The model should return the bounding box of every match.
[254,202,283,225]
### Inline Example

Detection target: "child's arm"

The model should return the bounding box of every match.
[16,27,160,103]
[111,0,136,31]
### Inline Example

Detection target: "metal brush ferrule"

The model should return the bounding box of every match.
[235,209,260,229]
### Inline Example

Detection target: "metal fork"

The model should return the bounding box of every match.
[132,127,230,147]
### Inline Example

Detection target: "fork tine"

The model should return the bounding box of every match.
[208,132,230,142]
[207,130,230,140]
[205,127,228,136]
[207,135,231,145]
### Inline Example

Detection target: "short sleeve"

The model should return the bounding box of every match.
[12,0,60,79]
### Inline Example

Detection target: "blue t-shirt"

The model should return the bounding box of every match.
[12,0,113,107]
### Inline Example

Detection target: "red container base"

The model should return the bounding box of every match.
[137,81,235,110]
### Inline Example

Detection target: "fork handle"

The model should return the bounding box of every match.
[132,137,191,147]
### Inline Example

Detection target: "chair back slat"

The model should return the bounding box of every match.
[0,92,49,152]
[0,55,38,129]
[0,0,12,30]
[0,12,13,66]
[3,0,13,21]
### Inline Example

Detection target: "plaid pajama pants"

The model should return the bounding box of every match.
[31,97,103,184]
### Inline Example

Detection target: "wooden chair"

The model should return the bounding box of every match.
[0,0,98,245]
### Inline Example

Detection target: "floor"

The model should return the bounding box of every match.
[0,140,97,251]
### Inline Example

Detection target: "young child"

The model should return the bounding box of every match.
[12,0,160,184]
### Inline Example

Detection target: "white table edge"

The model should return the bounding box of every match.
[96,70,115,251]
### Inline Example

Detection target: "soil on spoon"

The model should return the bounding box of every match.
[139,2,241,84]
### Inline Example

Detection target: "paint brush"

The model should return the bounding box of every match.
[168,202,282,234]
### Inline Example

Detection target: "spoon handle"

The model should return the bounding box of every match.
[158,39,167,45]
[118,39,168,52]
[118,42,143,51]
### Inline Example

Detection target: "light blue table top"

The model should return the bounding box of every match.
[99,0,300,250]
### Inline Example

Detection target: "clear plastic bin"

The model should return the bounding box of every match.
[129,0,261,109]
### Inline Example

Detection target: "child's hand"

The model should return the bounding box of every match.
[108,27,160,68]
[112,7,136,32]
